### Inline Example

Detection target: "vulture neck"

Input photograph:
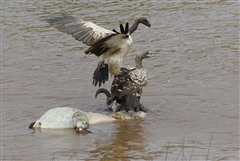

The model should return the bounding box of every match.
[135,56,143,68]
[129,18,139,35]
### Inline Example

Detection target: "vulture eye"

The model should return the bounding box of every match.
[124,35,129,38]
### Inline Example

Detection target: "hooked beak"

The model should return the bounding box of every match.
[145,51,152,58]
[146,22,151,28]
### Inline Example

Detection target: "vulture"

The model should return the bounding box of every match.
[95,51,151,112]
[42,13,151,87]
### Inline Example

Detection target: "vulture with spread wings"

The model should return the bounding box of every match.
[42,13,151,87]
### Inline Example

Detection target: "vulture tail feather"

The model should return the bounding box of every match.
[92,62,109,87]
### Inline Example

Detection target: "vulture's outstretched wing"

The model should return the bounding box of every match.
[42,14,114,46]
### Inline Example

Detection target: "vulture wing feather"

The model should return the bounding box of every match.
[42,15,114,46]
[111,68,145,99]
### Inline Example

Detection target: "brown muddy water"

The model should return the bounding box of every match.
[2,0,239,160]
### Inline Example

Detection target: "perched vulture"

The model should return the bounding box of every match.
[95,51,151,112]
[42,13,151,87]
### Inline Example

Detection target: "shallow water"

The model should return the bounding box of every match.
[2,0,239,160]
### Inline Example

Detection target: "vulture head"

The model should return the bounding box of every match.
[135,51,151,68]
[137,51,151,59]
[137,17,151,28]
